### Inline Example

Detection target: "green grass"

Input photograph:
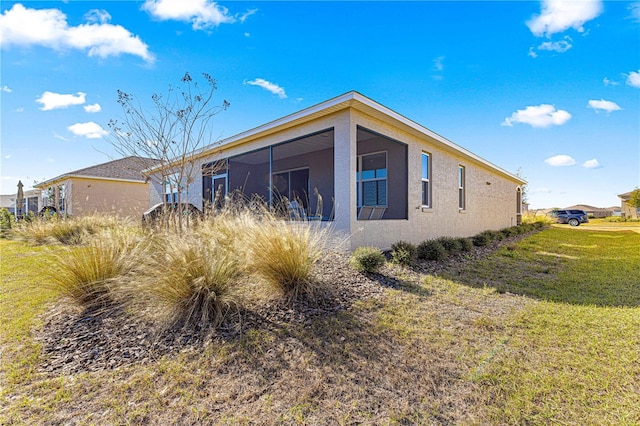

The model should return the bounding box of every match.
[445,227,640,306]
[1,226,639,424]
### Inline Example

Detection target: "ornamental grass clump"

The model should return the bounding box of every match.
[244,219,327,300]
[349,246,386,273]
[14,214,126,246]
[135,232,243,330]
[45,228,146,309]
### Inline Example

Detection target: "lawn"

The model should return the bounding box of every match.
[1,225,639,424]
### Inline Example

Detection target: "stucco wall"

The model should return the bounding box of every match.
[146,107,521,250]
[70,178,151,219]
[347,109,522,249]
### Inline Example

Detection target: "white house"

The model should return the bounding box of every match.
[147,91,526,250]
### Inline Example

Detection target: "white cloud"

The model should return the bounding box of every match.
[244,32,250,38]
[626,70,640,88]
[629,3,640,22]
[67,122,108,139]
[1,85,12,93]
[4,155,11,159]
[545,154,576,166]
[531,187,552,194]
[84,9,111,25]
[582,159,601,168]
[36,91,86,111]
[433,56,445,72]
[603,77,618,87]
[84,103,102,113]
[537,38,572,53]
[245,78,287,99]
[15,107,24,113]
[528,47,539,58]
[502,104,571,128]
[527,0,603,37]
[0,4,154,62]
[143,0,255,30]
[587,99,621,113]
[53,132,73,142]
[238,9,258,23]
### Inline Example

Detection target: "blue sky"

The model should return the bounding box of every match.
[1,0,638,209]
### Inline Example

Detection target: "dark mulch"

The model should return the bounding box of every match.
[35,231,537,376]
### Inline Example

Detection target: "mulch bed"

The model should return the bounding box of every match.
[35,233,534,376]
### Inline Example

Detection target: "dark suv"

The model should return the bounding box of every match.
[550,209,589,226]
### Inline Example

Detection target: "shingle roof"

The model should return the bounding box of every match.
[35,156,160,187]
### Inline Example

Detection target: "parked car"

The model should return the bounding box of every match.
[550,209,589,226]
[142,202,202,226]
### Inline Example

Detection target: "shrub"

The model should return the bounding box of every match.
[501,226,519,238]
[0,208,14,230]
[522,212,554,226]
[390,240,417,266]
[45,230,145,308]
[134,233,242,329]
[350,246,386,273]
[417,239,447,261]
[457,237,473,252]
[486,230,504,241]
[472,232,491,247]
[436,236,462,253]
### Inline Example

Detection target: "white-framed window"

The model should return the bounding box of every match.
[163,173,181,203]
[458,165,465,210]
[357,152,387,207]
[421,152,431,207]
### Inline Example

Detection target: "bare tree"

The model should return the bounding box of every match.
[108,72,229,231]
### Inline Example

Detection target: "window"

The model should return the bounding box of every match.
[273,167,310,207]
[421,152,431,207]
[357,152,387,207]
[163,173,181,203]
[458,165,465,210]
[58,185,66,213]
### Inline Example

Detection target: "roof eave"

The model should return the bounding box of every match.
[146,90,526,184]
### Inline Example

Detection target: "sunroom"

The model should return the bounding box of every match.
[199,125,408,224]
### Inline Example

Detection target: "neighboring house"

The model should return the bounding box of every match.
[147,91,526,250]
[608,206,622,217]
[0,189,41,215]
[618,191,639,219]
[563,204,613,218]
[34,156,159,219]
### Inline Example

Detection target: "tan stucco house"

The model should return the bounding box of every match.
[618,191,639,219]
[35,156,158,219]
[148,91,526,250]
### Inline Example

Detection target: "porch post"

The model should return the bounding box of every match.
[332,110,356,244]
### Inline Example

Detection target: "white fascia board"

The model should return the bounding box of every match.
[147,90,526,185]
[34,175,146,188]
[350,92,526,184]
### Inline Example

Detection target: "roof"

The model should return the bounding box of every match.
[35,156,160,188]
[563,204,614,212]
[147,91,526,185]
[618,191,637,200]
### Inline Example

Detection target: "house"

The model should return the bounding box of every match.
[563,204,613,218]
[34,156,159,219]
[147,91,526,250]
[0,189,41,215]
[618,191,639,219]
